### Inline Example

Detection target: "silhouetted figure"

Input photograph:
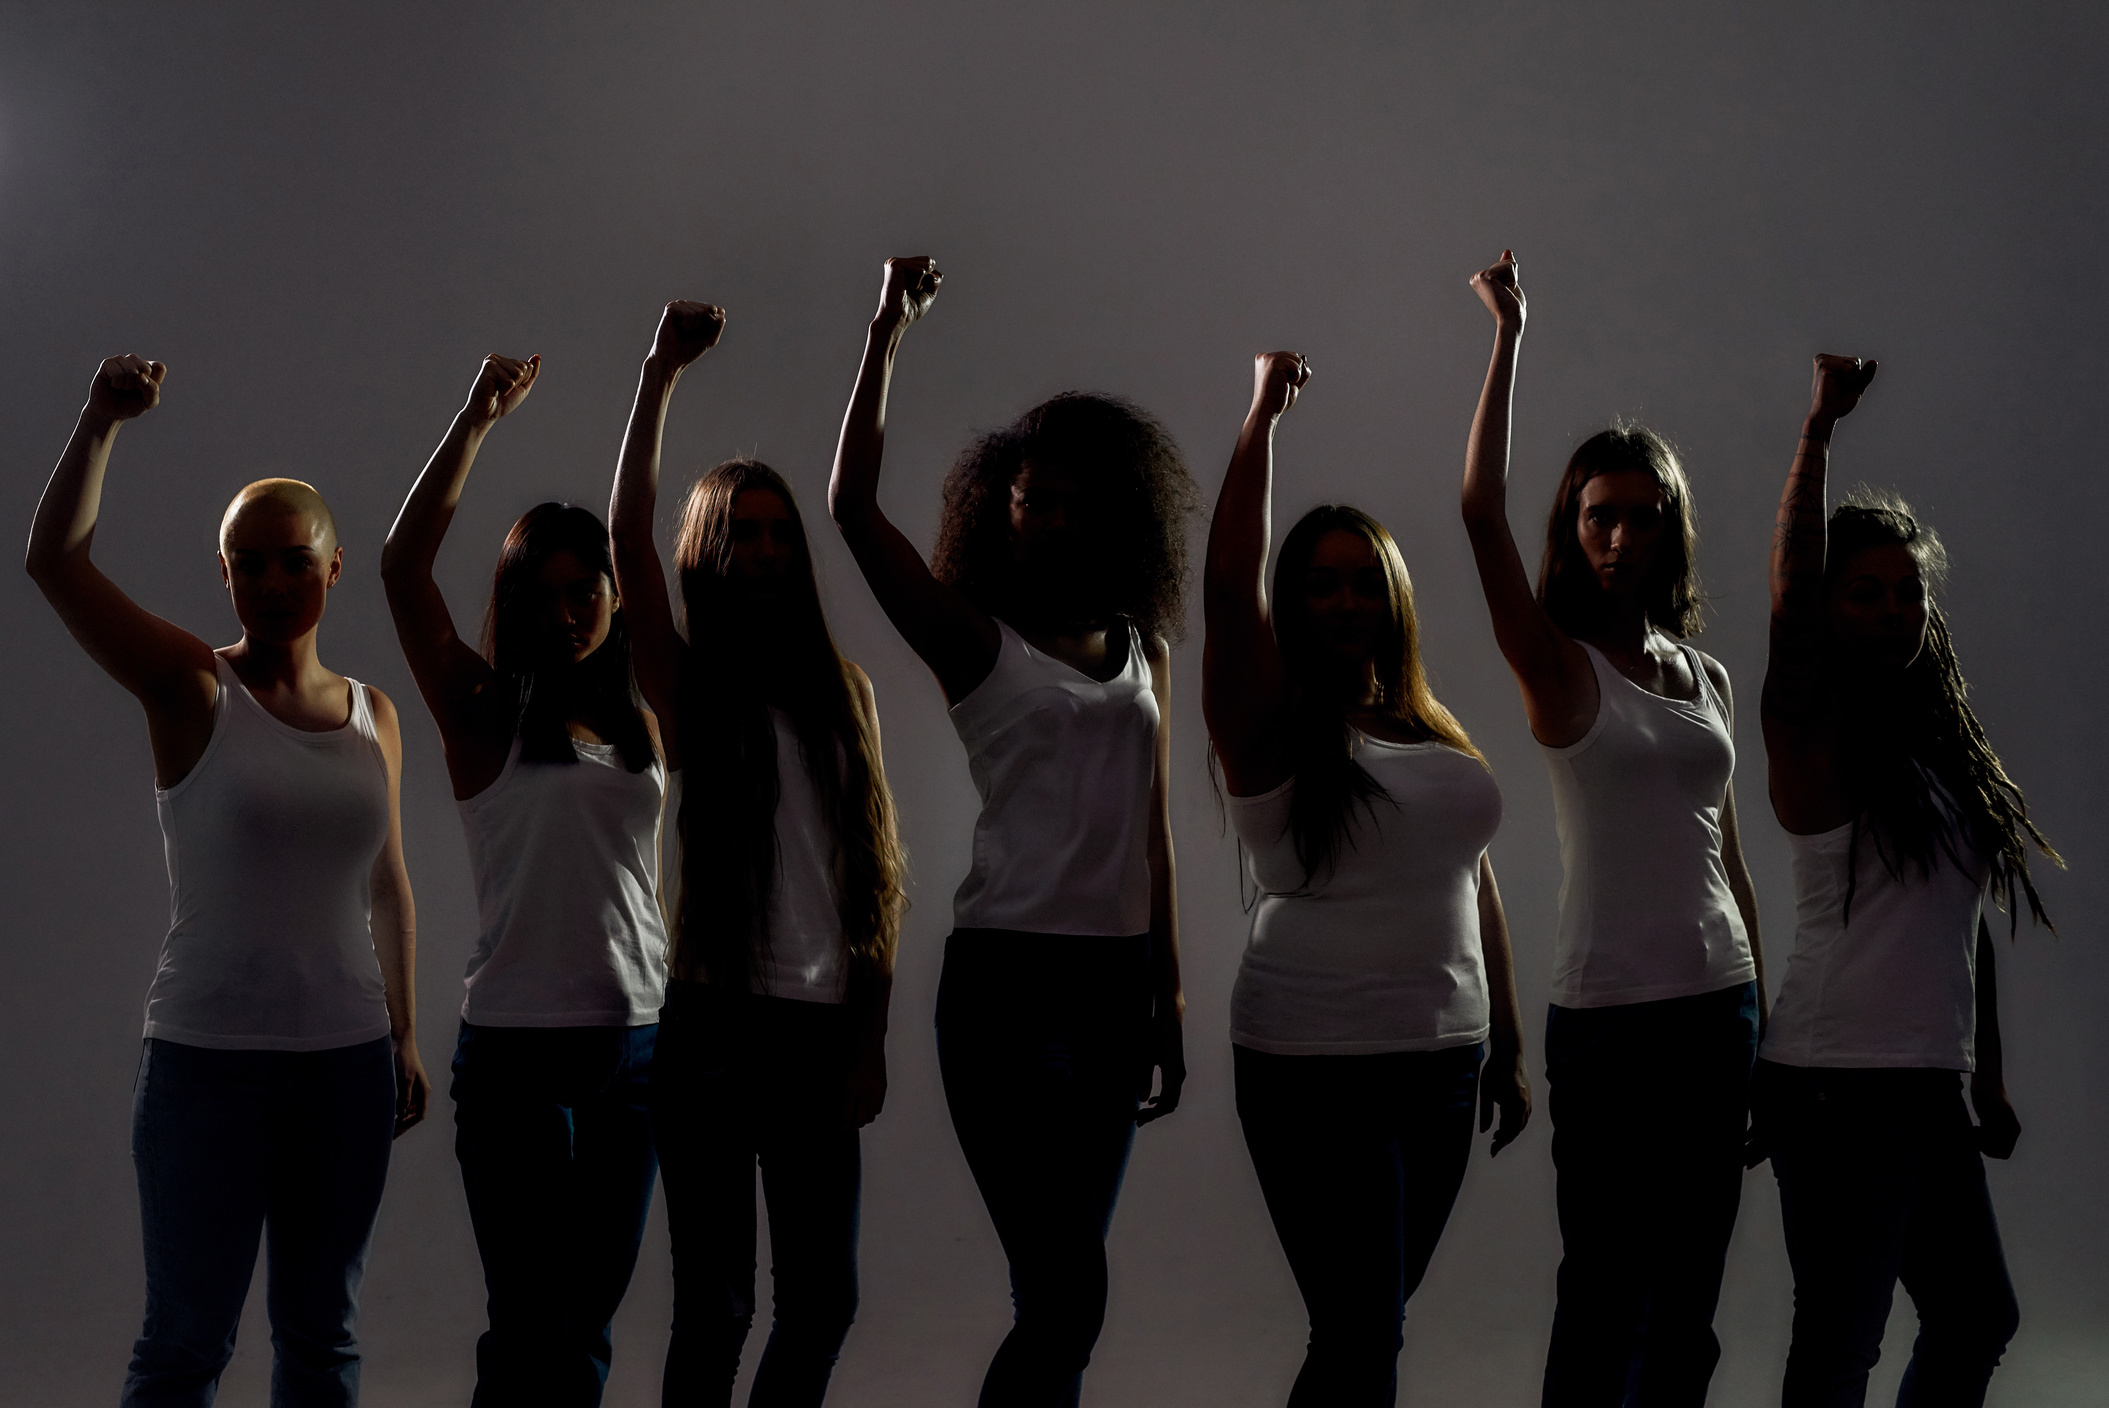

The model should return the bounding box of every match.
[27,356,426,1408]
[607,300,907,1408]
[828,257,1195,1408]
[383,357,668,1408]
[1458,254,1766,1407]
[1754,355,2056,1408]
[1201,351,1532,1407]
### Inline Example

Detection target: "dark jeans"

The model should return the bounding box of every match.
[651,982,862,1408]
[124,1035,395,1408]
[451,1021,659,1408]
[1235,1040,1484,1408]
[1755,1061,2018,1408]
[1541,981,1758,1408]
[934,929,1153,1408]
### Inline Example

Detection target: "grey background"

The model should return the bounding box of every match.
[2,3,2103,1404]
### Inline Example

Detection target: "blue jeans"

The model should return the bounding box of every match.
[124,1035,396,1408]
[651,982,861,1408]
[1235,1041,1483,1408]
[451,1021,659,1408]
[934,930,1153,1408]
[1755,1061,2018,1408]
[1541,981,1758,1408]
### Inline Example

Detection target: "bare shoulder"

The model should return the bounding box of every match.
[365,683,402,737]
[1144,631,1171,670]
[1689,647,1735,705]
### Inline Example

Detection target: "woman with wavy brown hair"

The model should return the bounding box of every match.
[610,300,905,1408]
[1459,252,1765,1407]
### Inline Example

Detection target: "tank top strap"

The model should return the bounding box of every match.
[1678,644,1729,724]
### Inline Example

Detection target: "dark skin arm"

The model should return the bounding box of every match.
[1137,632,1186,1126]
[1971,914,2020,1159]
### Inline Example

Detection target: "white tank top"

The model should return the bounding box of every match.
[1227,736,1501,1054]
[948,619,1157,936]
[146,656,393,1051]
[1541,642,1754,1008]
[754,707,849,1004]
[457,732,669,1026]
[1762,816,1985,1071]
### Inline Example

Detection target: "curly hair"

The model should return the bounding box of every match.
[930,392,1200,641]
[1537,421,1705,639]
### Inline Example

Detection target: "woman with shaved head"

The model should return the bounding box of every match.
[26,355,427,1408]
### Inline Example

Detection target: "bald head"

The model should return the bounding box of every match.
[220,478,338,555]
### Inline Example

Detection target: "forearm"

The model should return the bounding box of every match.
[1973,919,2004,1088]
[1461,328,1521,532]
[1150,840,1184,1020]
[381,410,488,583]
[26,409,120,579]
[370,883,418,1042]
[1763,429,1832,720]
[828,316,906,531]
[611,359,680,547]
[848,968,893,1054]
[1204,410,1276,609]
[1478,863,1524,1052]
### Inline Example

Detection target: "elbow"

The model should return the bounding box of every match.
[827,484,871,536]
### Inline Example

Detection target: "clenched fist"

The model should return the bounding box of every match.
[1470,251,1526,334]
[875,256,942,329]
[464,354,540,428]
[87,354,167,424]
[1251,351,1310,420]
[1807,353,1878,428]
[648,300,727,371]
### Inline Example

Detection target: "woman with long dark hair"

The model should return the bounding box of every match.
[1755,355,2054,1407]
[828,257,1196,1407]
[1459,254,1765,1406]
[382,354,668,1407]
[1204,351,1530,1406]
[27,355,426,1407]
[607,301,906,1407]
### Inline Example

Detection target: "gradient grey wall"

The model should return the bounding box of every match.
[3,4,2103,1404]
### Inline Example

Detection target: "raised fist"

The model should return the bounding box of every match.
[1251,351,1311,419]
[465,354,540,427]
[1470,250,1526,332]
[876,256,942,328]
[87,354,166,423]
[1808,353,1878,426]
[649,300,727,370]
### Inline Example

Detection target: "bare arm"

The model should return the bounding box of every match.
[26,356,219,784]
[1475,854,1531,1154]
[1202,351,1308,795]
[1971,914,2020,1159]
[380,354,539,795]
[827,256,1000,704]
[1761,354,1878,833]
[843,663,898,1129]
[1136,634,1186,1127]
[1720,781,1768,1029]
[1459,253,1597,747]
[609,302,727,771]
[365,688,429,1137]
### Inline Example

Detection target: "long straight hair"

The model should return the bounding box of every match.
[1259,505,1482,888]
[671,459,906,989]
[1824,489,2058,932]
[1537,422,1705,639]
[480,502,654,773]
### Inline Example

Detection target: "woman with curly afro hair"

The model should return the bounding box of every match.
[828,256,1198,1408]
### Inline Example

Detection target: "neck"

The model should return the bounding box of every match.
[226,630,322,686]
[1584,593,1652,657]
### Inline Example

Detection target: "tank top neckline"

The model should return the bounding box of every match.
[213,654,362,742]
[1579,638,1709,709]
[1000,617,1138,686]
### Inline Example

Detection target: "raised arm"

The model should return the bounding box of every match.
[827,256,1000,704]
[364,687,429,1137]
[1761,354,1877,832]
[1202,351,1308,796]
[26,356,219,784]
[609,301,727,769]
[1459,252,1595,745]
[379,354,538,788]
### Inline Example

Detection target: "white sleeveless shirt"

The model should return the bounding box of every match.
[1762,817,1985,1071]
[754,707,849,1004]
[1228,736,1502,1054]
[146,656,393,1051]
[1541,642,1754,1008]
[948,620,1157,936]
[457,733,669,1026]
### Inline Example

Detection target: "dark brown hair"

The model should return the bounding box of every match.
[1536,422,1704,638]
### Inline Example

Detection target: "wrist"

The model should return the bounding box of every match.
[868,311,908,346]
[1800,415,1837,443]
[78,405,121,437]
[639,352,684,387]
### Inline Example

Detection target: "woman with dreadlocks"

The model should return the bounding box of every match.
[1754,354,2055,1408]
[608,300,905,1407]
[383,354,669,1405]
[1460,252,1766,1407]
[829,256,1195,1408]
[1204,350,1530,1406]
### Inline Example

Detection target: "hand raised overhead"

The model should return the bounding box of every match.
[1470,250,1527,332]
[465,353,540,427]
[1250,351,1311,419]
[1808,353,1878,427]
[875,256,942,329]
[649,300,727,370]
[87,354,167,423]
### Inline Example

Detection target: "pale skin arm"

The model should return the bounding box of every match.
[1703,655,1769,1027]
[1460,253,1599,747]
[1137,634,1186,1126]
[609,301,729,770]
[1201,351,1308,795]
[1476,854,1531,1154]
[25,356,219,784]
[379,354,540,797]
[827,256,1001,704]
[842,663,897,1129]
[365,688,429,1136]
[1971,915,2020,1158]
